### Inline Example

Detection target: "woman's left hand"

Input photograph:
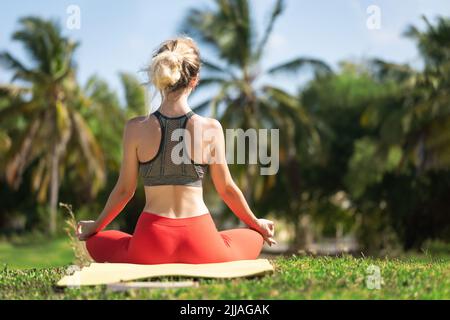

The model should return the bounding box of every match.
[76,220,98,241]
[254,218,277,247]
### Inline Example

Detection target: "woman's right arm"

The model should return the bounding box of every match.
[207,120,276,245]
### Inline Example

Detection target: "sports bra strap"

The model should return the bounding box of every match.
[186,110,194,119]
[154,110,195,120]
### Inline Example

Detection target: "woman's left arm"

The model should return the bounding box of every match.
[78,118,139,239]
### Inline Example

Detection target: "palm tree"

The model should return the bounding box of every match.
[0,84,31,158]
[0,17,105,235]
[119,72,147,118]
[343,16,450,250]
[368,16,450,172]
[180,0,331,214]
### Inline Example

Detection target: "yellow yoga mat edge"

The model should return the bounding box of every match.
[57,258,274,286]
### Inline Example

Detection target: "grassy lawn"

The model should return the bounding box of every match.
[0,239,450,300]
[0,237,74,269]
[0,238,449,299]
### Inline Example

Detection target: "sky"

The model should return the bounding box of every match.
[1,0,449,107]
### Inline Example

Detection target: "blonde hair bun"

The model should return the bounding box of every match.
[147,36,201,93]
[150,51,182,91]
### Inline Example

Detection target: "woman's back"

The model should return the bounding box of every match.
[132,108,217,218]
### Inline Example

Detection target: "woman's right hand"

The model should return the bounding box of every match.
[254,218,277,247]
[76,220,98,241]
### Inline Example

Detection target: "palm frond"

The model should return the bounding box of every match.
[369,58,416,83]
[179,0,254,68]
[0,52,37,82]
[197,76,228,88]
[5,111,44,189]
[267,57,332,77]
[71,110,106,195]
[201,58,237,79]
[119,72,146,116]
[253,0,285,61]
[0,84,31,98]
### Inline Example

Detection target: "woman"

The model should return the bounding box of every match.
[76,36,276,264]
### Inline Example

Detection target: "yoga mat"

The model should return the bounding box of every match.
[107,281,199,292]
[57,258,274,286]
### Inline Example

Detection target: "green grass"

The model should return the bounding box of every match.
[1,237,449,299]
[1,253,449,299]
[0,237,74,269]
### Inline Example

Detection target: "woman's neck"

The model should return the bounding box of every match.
[159,91,191,116]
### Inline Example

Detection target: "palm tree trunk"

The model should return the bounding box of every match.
[49,144,60,235]
[48,95,72,235]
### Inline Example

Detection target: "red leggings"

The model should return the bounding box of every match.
[86,212,264,264]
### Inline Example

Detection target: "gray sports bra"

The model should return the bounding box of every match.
[138,110,208,187]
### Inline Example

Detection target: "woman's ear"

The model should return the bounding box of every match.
[190,75,200,89]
